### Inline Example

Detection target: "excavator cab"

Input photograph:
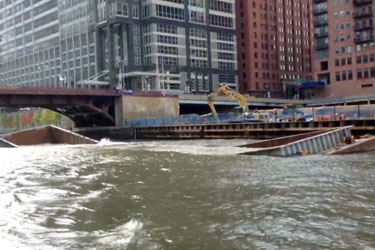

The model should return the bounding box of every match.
[234,106,247,115]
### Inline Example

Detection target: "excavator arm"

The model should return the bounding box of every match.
[208,93,219,116]
[207,85,249,116]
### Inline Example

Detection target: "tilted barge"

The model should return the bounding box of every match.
[0,125,97,147]
[239,126,359,157]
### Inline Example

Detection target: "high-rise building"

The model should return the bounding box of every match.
[314,0,375,98]
[95,0,238,93]
[236,0,314,98]
[0,0,238,94]
[0,0,61,87]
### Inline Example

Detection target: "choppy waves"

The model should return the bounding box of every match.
[0,143,374,249]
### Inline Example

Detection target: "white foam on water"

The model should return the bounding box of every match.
[143,143,258,156]
[94,219,143,247]
[96,138,128,147]
[97,138,113,146]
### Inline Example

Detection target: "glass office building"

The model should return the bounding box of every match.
[0,0,238,94]
[0,0,60,87]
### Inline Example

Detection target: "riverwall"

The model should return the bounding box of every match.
[77,119,375,141]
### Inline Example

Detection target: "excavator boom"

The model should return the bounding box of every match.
[207,85,249,116]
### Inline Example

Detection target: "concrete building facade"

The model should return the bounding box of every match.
[314,0,375,98]
[236,0,314,98]
[0,0,238,94]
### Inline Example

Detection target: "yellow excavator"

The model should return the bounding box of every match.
[207,84,249,116]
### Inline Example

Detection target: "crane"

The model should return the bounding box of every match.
[207,84,249,116]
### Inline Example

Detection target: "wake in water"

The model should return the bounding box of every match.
[94,139,258,156]
[97,138,113,146]
[142,143,254,156]
[96,138,128,147]
[116,139,257,156]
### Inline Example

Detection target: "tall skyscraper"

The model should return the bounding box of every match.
[314,0,375,98]
[0,0,61,87]
[0,0,238,94]
[236,0,314,98]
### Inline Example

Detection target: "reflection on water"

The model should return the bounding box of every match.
[0,140,375,249]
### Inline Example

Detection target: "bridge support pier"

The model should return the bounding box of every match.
[115,97,125,127]
[114,95,179,127]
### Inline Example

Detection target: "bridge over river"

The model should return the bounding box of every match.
[2,86,375,128]
[0,87,121,127]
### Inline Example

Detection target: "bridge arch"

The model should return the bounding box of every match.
[0,88,121,127]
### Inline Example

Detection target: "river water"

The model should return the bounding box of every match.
[0,140,375,250]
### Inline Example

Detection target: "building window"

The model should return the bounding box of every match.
[115,3,129,17]
[156,5,185,21]
[342,71,347,81]
[364,55,369,63]
[357,56,362,64]
[348,70,353,80]
[336,72,341,81]
[364,69,369,78]
[357,70,363,79]
[371,67,375,78]
[132,5,139,19]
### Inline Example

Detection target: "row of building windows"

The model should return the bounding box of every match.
[356,54,375,64]
[336,68,375,82]
[335,57,352,66]
[250,81,282,91]
[156,4,185,21]
[210,0,233,13]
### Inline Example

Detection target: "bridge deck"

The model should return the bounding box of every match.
[0,87,121,97]
[0,87,120,127]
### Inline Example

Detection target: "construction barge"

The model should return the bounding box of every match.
[1,123,374,157]
[131,119,375,140]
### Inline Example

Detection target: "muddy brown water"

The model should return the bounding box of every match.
[0,140,374,249]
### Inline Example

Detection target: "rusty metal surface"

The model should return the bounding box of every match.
[1,125,97,146]
[329,137,375,155]
[239,131,328,148]
[2,127,53,145]
[132,119,375,140]
[239,127,353,157]
[0,138,17,148]
[49,125,97,144]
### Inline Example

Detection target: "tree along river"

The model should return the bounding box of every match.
[0,140,374,249]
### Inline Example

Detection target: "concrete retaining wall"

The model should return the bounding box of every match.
[121,95,179,123]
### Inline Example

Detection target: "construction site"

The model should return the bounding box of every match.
[61,84,375,157]
[2,84,375,157]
